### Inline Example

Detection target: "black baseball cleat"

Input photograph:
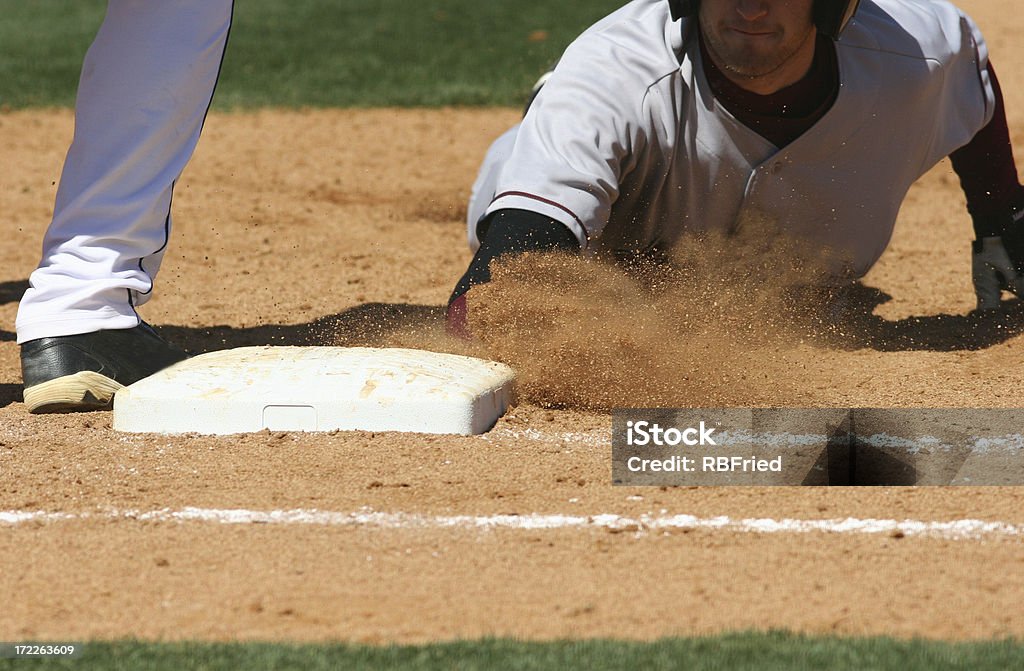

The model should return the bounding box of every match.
[20,323,189,414]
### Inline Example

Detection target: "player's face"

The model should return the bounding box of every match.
[699,0,817,93]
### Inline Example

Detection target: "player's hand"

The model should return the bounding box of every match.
[969,187,1024,311]
[972,234,1024,310]
[446,208,581,338]
[446,293,470,339]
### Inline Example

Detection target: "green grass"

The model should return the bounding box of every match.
[0,1,105,108]
[0,4,1008,669]
[0,0,622,109]
[2,634,1024,671]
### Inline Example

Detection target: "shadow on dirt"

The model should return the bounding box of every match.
[155,294,1024,355]
[0,280,29,341]
[5,292,1020,361]
[157,302,444,355]
[838,285,1024,352]
[0,384,22,408]
[0,279,29,306]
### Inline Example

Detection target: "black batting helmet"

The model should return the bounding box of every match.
[667,0,861,40]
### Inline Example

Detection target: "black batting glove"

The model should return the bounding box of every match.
[446,209,581,336]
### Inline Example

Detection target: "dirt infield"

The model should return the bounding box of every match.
[2,0,1024,643]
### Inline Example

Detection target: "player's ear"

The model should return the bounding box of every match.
[667,0,699,22]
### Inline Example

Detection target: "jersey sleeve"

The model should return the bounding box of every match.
[921,2,996,168]
[467,123,521,252]
[483,36,654,250]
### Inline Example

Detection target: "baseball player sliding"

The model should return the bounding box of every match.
[447,0,1024,333]
[18,1,234,413]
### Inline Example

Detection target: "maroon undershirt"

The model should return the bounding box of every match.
[699,30,1022,233]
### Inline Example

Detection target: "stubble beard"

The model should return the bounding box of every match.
[702,21,816,80]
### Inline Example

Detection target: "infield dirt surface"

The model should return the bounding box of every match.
[2,0,1024,644]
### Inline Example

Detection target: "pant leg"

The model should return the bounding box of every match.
[16,0,234,343]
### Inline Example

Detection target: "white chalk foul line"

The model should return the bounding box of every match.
[1,507,1022,541]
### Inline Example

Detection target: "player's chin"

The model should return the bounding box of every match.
[718,46,783,75]
[724,57,783,79]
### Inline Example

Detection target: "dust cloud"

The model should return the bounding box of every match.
[390,225,857,409]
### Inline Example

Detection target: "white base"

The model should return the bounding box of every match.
[112,346,515,435]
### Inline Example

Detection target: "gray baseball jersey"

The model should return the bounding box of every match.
[469,0,995,280]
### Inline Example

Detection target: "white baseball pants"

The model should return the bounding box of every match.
[16,0,234,343]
